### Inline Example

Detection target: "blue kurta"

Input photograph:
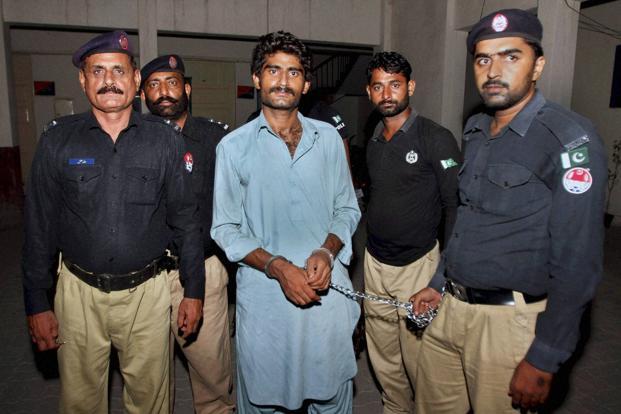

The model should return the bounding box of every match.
[211,112,361,409]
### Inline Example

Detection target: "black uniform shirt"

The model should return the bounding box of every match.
[22,111,205,315]
[177,114,228,257]
[366,110,461,266]
[429,91,607,373]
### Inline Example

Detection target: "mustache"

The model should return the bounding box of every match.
[97,85,124,94]
[269,86,295,95]
[153,96,179,105]
[483,80,509,89]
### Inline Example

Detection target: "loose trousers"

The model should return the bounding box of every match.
[237,366,353,414]
[55,262,171,414]
[168,255,234,414]
[415,292,547,413]
[363,244,439,414]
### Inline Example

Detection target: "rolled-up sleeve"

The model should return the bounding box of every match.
[211,143,262,263]
[327,133,361,265]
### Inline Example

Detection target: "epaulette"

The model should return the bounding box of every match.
[43,113,84,133]
[207,118,229,131]
[536,105,590,151]
[142,114,182,133]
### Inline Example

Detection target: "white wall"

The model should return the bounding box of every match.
[29,54,89,138]
[571,1,621,216]
[3,0,383,45]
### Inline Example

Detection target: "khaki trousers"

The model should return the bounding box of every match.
[55,262,171,414]
[415,292,547,414]
[168,255,234,414]
[363,244,439,414]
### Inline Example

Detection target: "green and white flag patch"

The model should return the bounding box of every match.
[560,147,589,169]
[440,158,459,169]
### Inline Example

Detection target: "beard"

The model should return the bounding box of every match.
[146,92,189,120]
[261,86,301,111]
[479,77,534,111]
[375,96,409,117]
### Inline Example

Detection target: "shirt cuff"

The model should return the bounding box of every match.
[182,275,206,300]
[525,337,572,373]
[329,224,353,265]
[428,271,446,292]
[224,237,262,263]
[24,288,51,315]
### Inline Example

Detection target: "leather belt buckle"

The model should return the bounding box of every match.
[96,273,112,293]
[447,279,469,302]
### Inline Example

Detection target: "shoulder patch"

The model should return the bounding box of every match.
[536,106,590,150]
[208,118,229,131]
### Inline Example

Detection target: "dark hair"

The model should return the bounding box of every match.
[367,51,412,84]
[525,40,544,59]
[251,31,313,81]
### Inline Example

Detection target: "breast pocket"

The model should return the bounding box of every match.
[482,163,537,215]
[62,166,103,209]
[125,167,160,205]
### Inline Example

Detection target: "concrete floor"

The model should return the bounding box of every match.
[1,206,620,413]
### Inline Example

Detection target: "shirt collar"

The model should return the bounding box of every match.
[85,109,140,130]
[181,113,199,141]
[467,90,546,138]
[506,89,546,137]
[372,108,418,141]
[254,110,319,143]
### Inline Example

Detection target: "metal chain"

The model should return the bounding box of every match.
[329,282,440,329]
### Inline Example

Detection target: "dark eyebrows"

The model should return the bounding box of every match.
[263,64,304,73]
[475,48,523,59]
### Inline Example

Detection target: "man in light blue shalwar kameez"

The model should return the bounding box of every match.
[211,31,361,413]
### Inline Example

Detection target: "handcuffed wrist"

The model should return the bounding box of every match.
[312,247,334,268]
[264,255,290,278]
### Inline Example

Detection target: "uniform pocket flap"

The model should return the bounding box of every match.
[126,166,159,182]
[63,165,102,183]
[487,164,532,188]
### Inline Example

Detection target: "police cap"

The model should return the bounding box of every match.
[72,30,134,68]
[140,55,186,89]
[467,9,543,54]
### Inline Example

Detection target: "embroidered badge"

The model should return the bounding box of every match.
[562,167,592,194]
[440,158,458,169]
[560,147,589,169]
[68,158,95,165]
[169,56,177,69]
[405,150,418,164]
[183,152,194,173]
[119,33,129,50]
[491,13,508,32]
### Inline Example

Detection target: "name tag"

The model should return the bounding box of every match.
[68,158,95,166]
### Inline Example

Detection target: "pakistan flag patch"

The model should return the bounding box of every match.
[440,158,459,169]
[560,147,589,169]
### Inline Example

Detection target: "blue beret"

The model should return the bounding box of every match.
[467,9,543,54]
[72,30,134,68]
[140,55,186,88]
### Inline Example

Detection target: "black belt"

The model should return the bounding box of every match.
[63,256,166,293]
[445,279,546,306]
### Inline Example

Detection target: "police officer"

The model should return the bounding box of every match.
[141,55,235,414]
[22,31,205,414]
[410,9,607,413]
[364,51,460,414]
